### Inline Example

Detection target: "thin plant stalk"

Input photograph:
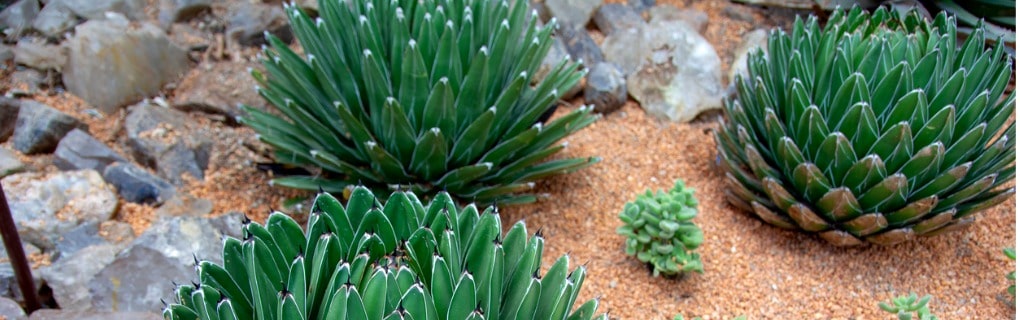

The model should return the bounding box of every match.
[0,183,41,313]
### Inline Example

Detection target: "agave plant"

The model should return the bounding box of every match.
[716,6,1016,246]
[932,0,1015,44]
[163,187,605,320]
[617,180,704,277]
[240,0,598,204]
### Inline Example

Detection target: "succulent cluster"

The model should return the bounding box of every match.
[716,6,1016,246]
[241,0,598,204]
[879,293,938,320]
[163,187,605,320]
[617,180,704,277]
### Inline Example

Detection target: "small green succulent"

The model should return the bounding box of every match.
[1006,247,1016,298]
[879,292,938,320]
[617,180,704,278]
[241,0,599,205]
[717,6,1015,246]
[162,187,605,320]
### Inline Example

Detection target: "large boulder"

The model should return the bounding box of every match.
[63,13,190,113]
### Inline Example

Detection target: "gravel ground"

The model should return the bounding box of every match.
[502,102,1017,320]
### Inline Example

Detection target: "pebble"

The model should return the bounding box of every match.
[53,129,128,172]
[32,1,76,38]
[102,162,176,204]
[0,98,18,141]
[593,3,644,35]
[559,26,604,67]
[543,0,602,29]
[0,0,39,36]
[0,242,41,303]
[0,296,26,320]
[158,0,211,25]
[12,100,87,154]
[648,5,708,34]
[584,62,627,114]
[0,147,25,178]
[51,0,147,21]
[124,103,211,184]
[12,39,66,71]
[226,2,292,46]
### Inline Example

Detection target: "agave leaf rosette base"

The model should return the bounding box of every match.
[240,0,599,205]
[163,186,606,320]
[715,6,1016,246]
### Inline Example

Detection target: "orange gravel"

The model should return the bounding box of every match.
[503,102,1016,319]
[0,0,1014,318]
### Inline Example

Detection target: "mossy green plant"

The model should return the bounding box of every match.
[617,179,703,278]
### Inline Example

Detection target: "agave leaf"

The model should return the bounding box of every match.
[864,227,914,245]
[857,173,908,212]
[409,128,450,181]
[841,213,888,236]
[911,209,955,235]
[842,155,887,195]
[450,107,497,167]
[913,104,955,150]
[455,47,493,132]
[378,98,418,164]
[418,78,458,140]
[818,230,865,246]
[762,177,798,211]
[398,40,430,130]
[817,187,863,222]
[751,202,798,230]
[787,203,830,232]
[815,132,857,184]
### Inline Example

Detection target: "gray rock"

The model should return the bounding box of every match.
[584,62,627,114]
[32,2,76,38]
[53,129,127,172]
[0,98,18,141]
[648,5,707,34]
[36,243,123,312]
[593,3,643,35]
[208,211,245,240]
[0,242,41,302]
[172,61,267,124]
[227,2,292,46]
[0,147,25,178]
[12,100,87,154]
[63,13,190,114]
[1,170,118,250]
[29,310,160,320]
[53,221,106,260]
[9,68,48,95]
[728,29,768,88]
[0,0,40,36]
[102,162,176,204]
[601,27,645,75]
[98,221,135,244]
[615,20,723,122]
[544,0,601,29]
[0,296,26,320]
[124,103,210,184]
[50,0,147,21]
[0,45,12,63]
[159,0,211,25]
[627,0,654,14]
[559,26,603,67]
[155,193,212,218]
[88,216,229,312]
[12,39,66,71]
